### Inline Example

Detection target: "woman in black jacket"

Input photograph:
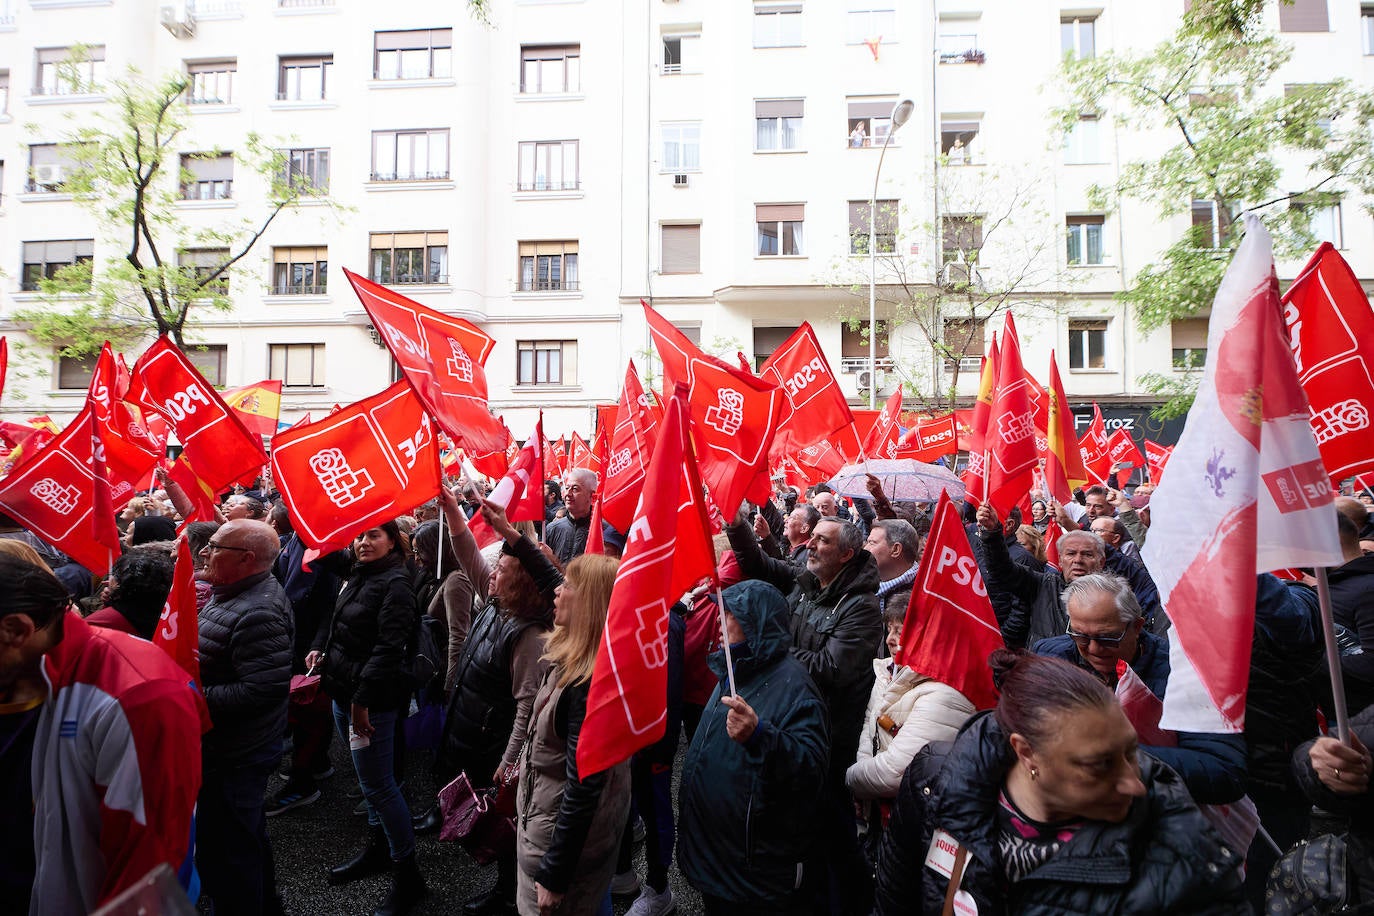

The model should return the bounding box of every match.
[874,649,1248,915]
[306,520,424,916]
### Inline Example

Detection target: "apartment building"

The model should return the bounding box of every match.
[0,0,1368,441]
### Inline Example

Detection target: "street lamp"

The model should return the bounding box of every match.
[869,98,915,409]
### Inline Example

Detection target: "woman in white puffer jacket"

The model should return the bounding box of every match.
[846,608,976,806]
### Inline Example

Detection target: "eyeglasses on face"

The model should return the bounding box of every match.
[1066,626,1128,648]
[204,541,253,554]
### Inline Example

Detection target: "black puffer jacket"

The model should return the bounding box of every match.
[874,712,1248,915]
[314,551,416,713]
[726,520,882,778]
[198,571,294,765]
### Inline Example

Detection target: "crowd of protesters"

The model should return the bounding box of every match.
[2,463,1372,916]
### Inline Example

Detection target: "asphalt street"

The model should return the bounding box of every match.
[263,734,706,916]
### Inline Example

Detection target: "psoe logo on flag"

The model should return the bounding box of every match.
[608,448,633,477]
[446,339,473,383]
[1261,459,1332,514]
[704,389,745,436]
[635,599,670,669]
[996,411,1035,445]
[309,447,376,508]
[30,478,79,515]
[1311,398,1368,445]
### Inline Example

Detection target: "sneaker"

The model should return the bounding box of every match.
[312,764,336,780]
[626,885,676,916]
[266,787,321,817]
[353,797,369,815]
[632,814,646,844]
[610,870,641,897]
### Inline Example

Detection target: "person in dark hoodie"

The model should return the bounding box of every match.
[725,508,882,915]
[86,548,175,640]
[679,580,829,916]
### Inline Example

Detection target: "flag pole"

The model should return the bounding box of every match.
[436,498,447,581]
[714,583,738,699]
[1314,567,1352,744]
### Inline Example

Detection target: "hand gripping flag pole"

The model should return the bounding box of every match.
[714,583,739,699]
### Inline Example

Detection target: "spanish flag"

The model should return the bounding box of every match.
[220,380,283,439]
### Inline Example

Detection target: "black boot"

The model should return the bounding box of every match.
[411,805,443,835]
[373,854,426,916]
[461,887,517,916]
[327,825,390,885]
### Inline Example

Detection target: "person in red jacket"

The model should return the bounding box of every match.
[0,553,209,915]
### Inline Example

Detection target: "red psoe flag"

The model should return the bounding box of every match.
[344,268,508,456]
[894,489,1002,710]
[270,381,440,553]
[795,437,846,480]
[1143,217,1343,734]
[0,407,121,575]
[895,413,958,462]
[984,314,1038,513]
[1144,439,1173,484]
[126,336,267,505]
[644,302,783,518]
[1044,351,1088,504]
[1280,243,1374,482]
[861,388,904,460]
[600,361,658,532]
[0,336,7,403]
[1078,402,1113,485]
[569,430,596,474]
[758,322,855,457]
[577,384,715,777]
[154,537,201,687]
[87,343,161,506]
[489,418,545,524]
[962,339,999,506]
[1106,427,1145,487]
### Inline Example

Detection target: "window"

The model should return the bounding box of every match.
[1171,318,1207,370]
[187,59,235,104]
[847,4,895,44]
[937,16,981,63]
[1066,215,1105,265]
[660,122,700,172]
[1064,113,1100,163]
[1364,5,1374,54]
[1068,319,1108,370]
[940,117,980,164]
[277,55,332,101]
[518,241,579,291]
[1278,0,1327,32]
[369,232,448,285]
[520,45,580,94]
[516,340,577,386]
[271,246,327,295]
[661,224,701,274]
[35,46,105,95]
[1190,198,1227,249]
[22,239,94,291]
[1292,198,1343,248]
[942,214,983,263]
[661,33,700,73]
[180,153,233,200]
[756,204,804,256]
[1060,16,1096,60]
[942,317,985,370]
[752,326,800,371]
[374,29,451,80]
[269,343,326,388]
[841,320,889,359]
[57,353,97,390]
[371,129,449,181]
[27,143,76,192]
[517,140,580,190]
[1284,85,1333,136]
[849,200,898,254]
[756,99,803,151]
[847,98,897,148]
[187,345,227,387]
[282,147,329,193]
[0,70,9,113]
[178,248,230,296]
[754,3,802,48]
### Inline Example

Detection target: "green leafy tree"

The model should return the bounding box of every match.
[1054,3,1374,409]
[18,59,333,359]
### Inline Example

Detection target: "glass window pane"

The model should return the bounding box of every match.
[783,221,803,255]
[756,118,777,150]
[518,143,534,187]
[1066,226,1081,264]
[758,221,779,255]
[433,48,452,79]
[1086,224,1103,264]
[565,253,578,286]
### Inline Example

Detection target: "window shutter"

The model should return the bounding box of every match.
[661,225,701,274]
[848,100,896,119]
[756,203,804,222]
[755,99,804,118]
[1278,0,1328,31]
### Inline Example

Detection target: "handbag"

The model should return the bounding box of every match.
[1265,832,1374,915]
[437,766,519,865]
[288,671,322,706]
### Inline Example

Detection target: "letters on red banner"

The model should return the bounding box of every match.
[1078,402,1113,485]
[895,414,958,461]
[984,314,1038,513]
[758,323,855,457]
[861,389,904,460]
[1144,439,1173,485]
[271,381,440,553]
[601,362,658,532]
[154,537,201,687]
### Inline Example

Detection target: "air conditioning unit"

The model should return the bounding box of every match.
[31,164,63,188]
[857,369,884,390]
[672,173,689,187]
[160,3,196,38]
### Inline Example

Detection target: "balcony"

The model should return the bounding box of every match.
[516,178,581,192]
[180,180,232,201]
[371,273,448,286]
[369,170,450,182]
[269,283,328,296]
[277,0,332,6]
[938,41,985,65]
[516,279,579,293]
[840,357,894,373]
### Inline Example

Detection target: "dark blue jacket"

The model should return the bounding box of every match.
[679,580,829,907]
[1033,629,1170,697]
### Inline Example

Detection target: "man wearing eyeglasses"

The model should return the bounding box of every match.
[197,519,294,916]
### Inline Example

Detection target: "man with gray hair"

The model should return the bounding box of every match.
[197,519,294,915]
[544,467,625,561]
[864,519,921,616]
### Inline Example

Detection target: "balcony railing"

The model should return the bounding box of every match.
[194,0,243,13]
[369,170,450,182]
[371,273,448,286]
[516,179,581,191]
[269,283,328,295]
[181,180,232,201]
[277,0,333,6]
[517,279,579,292]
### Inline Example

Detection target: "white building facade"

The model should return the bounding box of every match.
[0,0,1368,442]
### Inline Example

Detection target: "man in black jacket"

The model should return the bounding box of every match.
[726,510,882,916]
[544,468,625,560]
[197,519,294,916]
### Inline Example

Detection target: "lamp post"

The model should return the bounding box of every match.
[869,98,915,409]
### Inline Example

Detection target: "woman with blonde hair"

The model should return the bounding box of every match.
[516,552,631,916]
[1016,524,1047,564]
